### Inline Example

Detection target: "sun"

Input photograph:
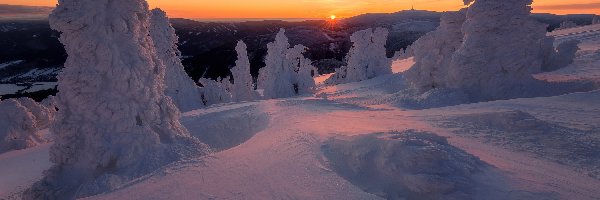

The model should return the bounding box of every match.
[330,15,336,20]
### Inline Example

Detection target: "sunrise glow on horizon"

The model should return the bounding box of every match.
[4,0,600,19]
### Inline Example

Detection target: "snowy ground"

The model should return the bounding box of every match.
[1,25,599,199]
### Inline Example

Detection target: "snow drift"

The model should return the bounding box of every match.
[322,130,486,200]
[325,28,391,85]
[24,1,208,199]
[150,8,204,112]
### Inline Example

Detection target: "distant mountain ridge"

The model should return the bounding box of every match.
[0,4,53,20]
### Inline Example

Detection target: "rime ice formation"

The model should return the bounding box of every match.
[325,28,392,85]
[230,41,258,102]
[0,99,49,153]
[542,40,580,72]
[258,29,316,99]
[199,78,232,106]
[392,45,413,61]
[406,0,580,101]
[24,0,208,199]
[150,8,204,112]
[406,10,467,91]
[16,97,55,130]
[558,21,577,30]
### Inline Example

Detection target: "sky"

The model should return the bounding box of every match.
[2,0,599,19]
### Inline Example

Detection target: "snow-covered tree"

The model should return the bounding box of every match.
[392,45,413,61]
[406,10,466,91]
[25,0,208,199]
[0,99,49,153]
[405,0,581,101]
[593,16,600,25]
[230,41,258,102]
[199,78,232,106]
[150,8,204,112]
[325,28,392,85]
[557,21,577,30]
[258,29,316,99]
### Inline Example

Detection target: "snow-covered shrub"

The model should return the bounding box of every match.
[199,78,232,106]
[542,40,580,72]
[230,41,259,102]
[593,16,600,25]
[325,28,391,85]
[392,45,413,61]
[24,1,208,199]
[322,130,485,200]
[406,0,583,101]
[258,29,317,99]
[150,8,204,112]
[0,99,48,153]
[16,97,55,130]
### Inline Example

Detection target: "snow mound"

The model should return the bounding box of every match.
[181,105,269,151]
[25,1,208,199]
[0,99,50,154]
[322,131,486,200]
[437,110,600,179]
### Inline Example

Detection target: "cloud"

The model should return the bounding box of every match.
[533,3,600,10]
[0,4,53,19]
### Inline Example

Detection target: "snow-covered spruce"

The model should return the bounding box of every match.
[24,0,208,199]
[392,45,413,61]
[0,98,50,153]
[322,131,485,200]
[199,78,232,106]
[405,9,466,91]
[150,8,204,112]
[325,28,391,85]
[230,41,259,102]
[593,16,600,25]
[406,0,582,101]
[258,29,317,99]
[557,21,577,30]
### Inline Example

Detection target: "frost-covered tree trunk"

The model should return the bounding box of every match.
[199,78,232,106]
[325,28,391,85]
[150,8,204,112]
[230,41,258,102]
[258,29,316,99]
[24,1,208,199]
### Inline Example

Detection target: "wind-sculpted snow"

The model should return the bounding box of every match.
[0,99,49,153]
[230,41,259,102]
[24,1,208,199]
[325,28,391,85]
[258,29,316,99]
[150,8,204,112]
[322,131,486,200]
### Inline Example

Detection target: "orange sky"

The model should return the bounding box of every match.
[3,0,599,19]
